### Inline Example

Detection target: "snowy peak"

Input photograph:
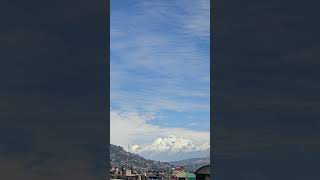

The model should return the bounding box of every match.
[130,135,210,159]
[151,135,187,151]
[147,135,194,152]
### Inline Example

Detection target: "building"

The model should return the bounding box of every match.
[170,166,185,180]
[175,172,196,180]
[194,165,210,180]
[145,171,164,180]
[110,166,145,180]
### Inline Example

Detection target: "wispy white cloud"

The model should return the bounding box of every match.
[110,30,210,113]
[134,0,210,39]
[110,110,209,148]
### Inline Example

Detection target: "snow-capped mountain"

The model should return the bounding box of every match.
[130,135,210,162]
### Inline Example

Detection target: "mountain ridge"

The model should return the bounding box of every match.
[110,144,210,172]
[130,135,210,162]
[169,156,210,172]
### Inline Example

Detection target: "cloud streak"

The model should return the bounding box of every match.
[110,110,209,148]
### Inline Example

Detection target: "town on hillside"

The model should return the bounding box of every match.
[109,165,210,180]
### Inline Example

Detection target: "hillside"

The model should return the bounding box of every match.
[169,156,210,172]
[110,144,173,172]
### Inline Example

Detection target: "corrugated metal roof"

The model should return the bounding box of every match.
[176,172,196,178]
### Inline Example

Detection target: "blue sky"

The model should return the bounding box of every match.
[110,0,210,155]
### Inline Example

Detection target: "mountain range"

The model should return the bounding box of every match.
[129,135,210,162]
[110,143,209,172]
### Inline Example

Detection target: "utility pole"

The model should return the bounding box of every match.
[127,144,129,169]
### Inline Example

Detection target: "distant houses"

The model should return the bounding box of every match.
[170,165,210,180]
[170,166,195,180]
[110,165,210,180]
[144,171,165,180]
[110,166,164,180]
[175,171,196,180]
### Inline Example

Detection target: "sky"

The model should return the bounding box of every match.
[110,0,210,161]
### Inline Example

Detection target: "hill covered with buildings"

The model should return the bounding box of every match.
[110,144,173,172]
[169,156,210,172]
[110,144,210,173]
